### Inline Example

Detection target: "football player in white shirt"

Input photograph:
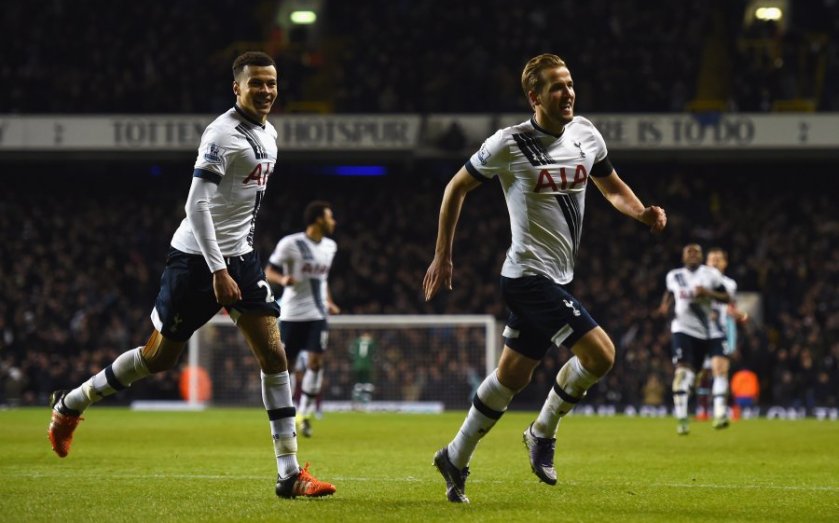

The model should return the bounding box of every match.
[423,53,667,503]
[705,247,748,429]
[656,243,732,435]
[47,51,334,499]
[265,201,340,438]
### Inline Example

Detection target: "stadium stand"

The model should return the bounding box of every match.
[0,162,836,410]
[1,1,837,412]
[2,0,836,114]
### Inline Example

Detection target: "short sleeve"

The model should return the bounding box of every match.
[707,267,728,294]
[269,236,295,268]
[589,122,609,163]
[194,124,239,180]
[465,129,508,181]
[725,277,738,296]
[665,271,676,293]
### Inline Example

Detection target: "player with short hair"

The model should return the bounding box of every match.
[705,247,748,428]
[47,51,335,499]
[423,53,667,503]
[265,200,340,438]
[656,243,732,435]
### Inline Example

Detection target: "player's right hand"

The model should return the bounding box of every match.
[643,205,667,233]
[423,256,453,301]
[213,269,242,305]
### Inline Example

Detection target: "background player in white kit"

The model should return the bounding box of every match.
[423,53,667,503]
[705,247,748,428]
[265,201,340,438]
[47,51,334,499]
[656,243,732,435]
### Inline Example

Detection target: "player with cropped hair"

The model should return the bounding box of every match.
[705,247,748,428]
[656,243,732,435]
[265,200,340,438]
[47,51,335,499]
[423,53,667,503]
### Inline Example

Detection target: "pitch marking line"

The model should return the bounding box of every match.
[6,471,839,492]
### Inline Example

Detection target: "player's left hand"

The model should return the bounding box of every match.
[328,302,341,315]
[213,269,242,305]
[643,205,667,233]
[423,256,453,301]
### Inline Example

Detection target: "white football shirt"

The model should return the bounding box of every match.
[666,265,729,340]
[171,106,278,258]
[269,232,337,321]
[466,116,612,284]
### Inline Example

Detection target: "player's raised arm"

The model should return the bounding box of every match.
[423,166,482,301]
[591,171,666,233]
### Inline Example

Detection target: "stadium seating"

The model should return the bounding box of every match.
[0,162,836,410]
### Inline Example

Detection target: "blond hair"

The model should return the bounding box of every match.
[521,54,567,98]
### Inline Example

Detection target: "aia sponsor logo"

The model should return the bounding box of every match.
[533,165,588,193]
[243,162,274,186]
[301,263,329,276]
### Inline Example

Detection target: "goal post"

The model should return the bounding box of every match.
[182,314,499,411]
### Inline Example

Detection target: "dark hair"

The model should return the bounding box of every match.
[232,51,276,79]
[521,53,567,98]
[304,201,331,226]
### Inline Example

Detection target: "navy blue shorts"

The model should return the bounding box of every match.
[500,275,598,360]
[280,319,328,363]
[151,247,280,342]
[671,332,726,370]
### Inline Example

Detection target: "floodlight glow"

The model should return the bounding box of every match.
[755,7,782,21]
[290,11,317,24]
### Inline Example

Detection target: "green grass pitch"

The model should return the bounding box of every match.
[1,408,837,522]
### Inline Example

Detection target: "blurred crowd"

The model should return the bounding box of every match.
[2,0,837,113]
[1,161,837,411]
[1,0,836,412]
[326,0,706,114]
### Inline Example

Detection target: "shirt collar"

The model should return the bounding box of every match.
[234,105,266,129]
[530,116,565,138]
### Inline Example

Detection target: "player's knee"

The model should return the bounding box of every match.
[141,334,185,374]
[576,332,615,377]
[259,350,286,374]
[672,366,695,393]
[496,348,537,391]
[307,353,323,371]
[496,370,530,392]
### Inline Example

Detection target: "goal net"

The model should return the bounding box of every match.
[180,314,499,411]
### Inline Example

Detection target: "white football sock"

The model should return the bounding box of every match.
[532,356,599,438]
[448,370,515,469]
[262,371,299,477]
[712,376,729,419]
[672,367,695,420]
[298,368,323,417]
[62,347,150,413]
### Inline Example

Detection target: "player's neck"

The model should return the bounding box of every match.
[234,104,267,126]
[305,226,323,242]
[533,113,566,137]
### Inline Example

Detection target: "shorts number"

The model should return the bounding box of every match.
[257,280,274,303]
